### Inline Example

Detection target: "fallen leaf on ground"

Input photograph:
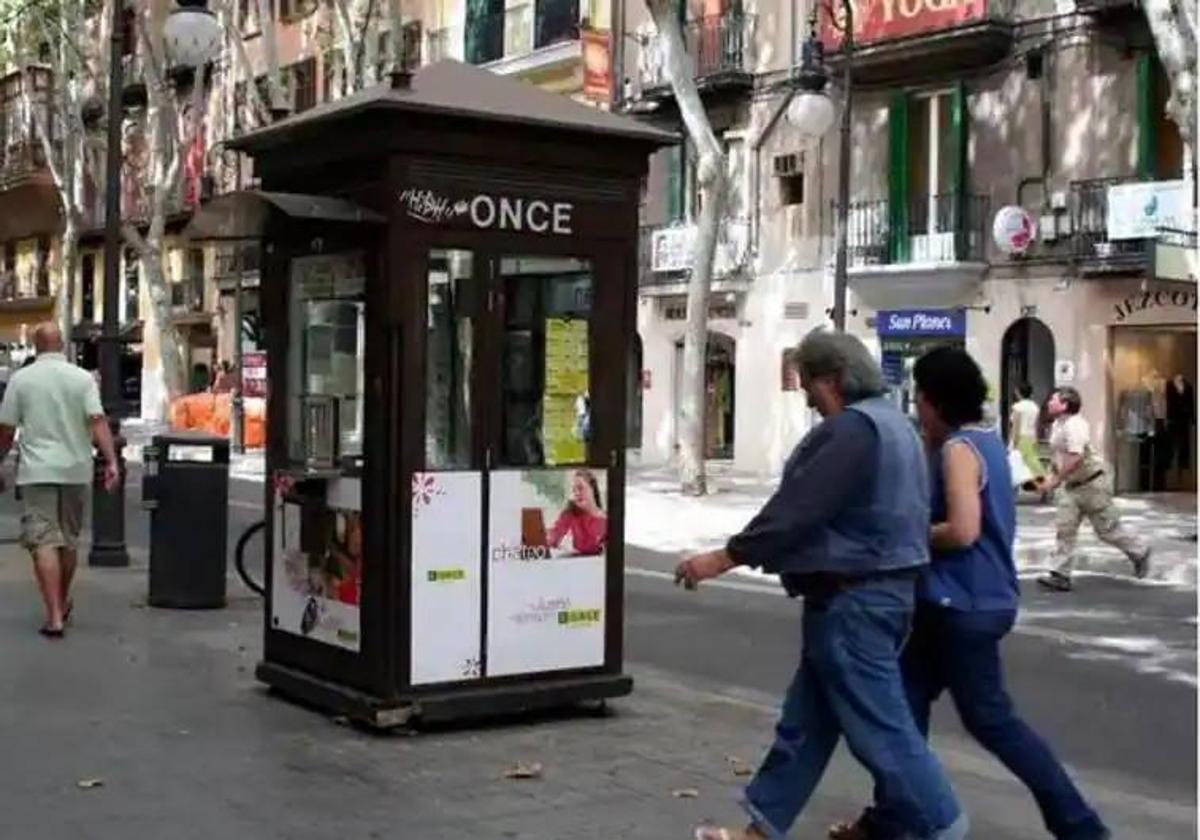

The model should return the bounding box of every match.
[726,756,753,777]
[671,788,700,799]
[76,779,104,789]
[503,761,543,780]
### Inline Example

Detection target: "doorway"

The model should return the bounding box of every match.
[1000,317,1055,443]
[672,332,736,460]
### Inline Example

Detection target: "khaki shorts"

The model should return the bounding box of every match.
[20,484,87,552]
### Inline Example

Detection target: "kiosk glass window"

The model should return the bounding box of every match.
[499,256,592,467]
[287,252,366,468]
[426,249,475,469]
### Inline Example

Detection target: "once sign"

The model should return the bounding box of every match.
[399,188,574,235]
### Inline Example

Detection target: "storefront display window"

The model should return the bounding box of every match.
[287,252,366,468]
[1111,326,1196,493]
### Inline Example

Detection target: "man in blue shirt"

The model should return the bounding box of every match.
[677,330,968,840]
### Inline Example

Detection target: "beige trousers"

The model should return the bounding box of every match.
[1052,476,1148,576]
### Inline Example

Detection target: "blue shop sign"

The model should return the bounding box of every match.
[877,309,967,339]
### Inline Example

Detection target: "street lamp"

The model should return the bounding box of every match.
[786,3,853,331]
[91,0,223,567]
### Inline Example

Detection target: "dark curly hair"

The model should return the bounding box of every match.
[913,346,987,427]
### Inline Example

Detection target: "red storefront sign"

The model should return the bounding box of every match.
[581,27,612,104]
[820,0,987,50]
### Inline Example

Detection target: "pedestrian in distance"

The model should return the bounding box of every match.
[1036,387,1150,592]
[829,347,1109,840]
[1009,382,1047,493]
[0,323,121,638]
[675,329,968,840]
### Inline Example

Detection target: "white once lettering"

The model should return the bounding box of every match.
[527,200,550,233]
[499,197,522,230]
[879,0,896,23]
[470,195,496,229]
[898,0,923,18]
[553,203,573,235]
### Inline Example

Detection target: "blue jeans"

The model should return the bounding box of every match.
[861,605,1108,840]
[742,578,967,840]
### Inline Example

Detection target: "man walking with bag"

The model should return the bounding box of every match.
[0,323,120,637]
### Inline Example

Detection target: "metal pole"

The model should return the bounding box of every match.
[231,245,244,453]
[831,0,853,332]
[91,0,129,567]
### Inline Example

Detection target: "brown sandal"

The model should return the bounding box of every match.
[39,626,65,639]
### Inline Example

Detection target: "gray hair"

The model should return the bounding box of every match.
[795,329,887,401]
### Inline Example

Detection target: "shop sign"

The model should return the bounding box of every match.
[820,0,987,49]
[876,308,967,338]
[1107,180,1192,241]
[398,188,574,235]
[581,27,612,104]
[1112,287,1198,322]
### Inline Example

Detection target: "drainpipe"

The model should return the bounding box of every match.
[611,0,625,108]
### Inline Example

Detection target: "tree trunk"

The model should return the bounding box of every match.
[59,210,80,351]
[1143,0,1197,149]
[646,0,728,496]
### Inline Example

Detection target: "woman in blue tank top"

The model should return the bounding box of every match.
[831,348,1108,840]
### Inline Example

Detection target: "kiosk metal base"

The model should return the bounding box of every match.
[256,661,633,729]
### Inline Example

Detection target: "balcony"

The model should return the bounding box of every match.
[632,11,754,102]
[171,275,206,314]
[0,67,60,242]
[839,193,989,309]
[1071,176,1153,276]
[820,1,1012,86]
[638,218,750,294]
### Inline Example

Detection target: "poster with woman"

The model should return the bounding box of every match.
[270,475,363,651]
[486,469,608,677]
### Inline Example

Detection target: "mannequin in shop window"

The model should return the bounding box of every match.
[1147,368,1171,489]
[1117,375,1157,491]
[1166,374,1195,482]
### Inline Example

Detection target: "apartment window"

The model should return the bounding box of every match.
[233,81,247,132]
[2,242,15,298]
[1139,53,1184,180]
[290,58,317,113]
[535,0,579,49]
[120,8,135,56]
[781,173,804,206]
[376,31,391,81]
[279,0,317,22]
[465,0,504,64]
[124,247,140,322]
[238,0,263,34]
[81,253,96,321]
[35,236,50,297]
[322,50,342,102]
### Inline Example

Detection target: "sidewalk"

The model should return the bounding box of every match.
[0,537,1193,839]
[627,463,1200,589]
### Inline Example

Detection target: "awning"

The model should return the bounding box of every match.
[71,320,144,344]
[184,191,386,242]
[0,295,56,341]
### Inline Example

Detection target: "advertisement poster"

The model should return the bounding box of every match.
[410,472,484,685]
[487,469,608,677]
[543,318,589,465]
[242,351,268,398]
[271,475,362,651]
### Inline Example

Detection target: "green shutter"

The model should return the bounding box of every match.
[1137,53,1156,180]
[888,94,910,263]
[951,82,969,259]
[666,145,682,222]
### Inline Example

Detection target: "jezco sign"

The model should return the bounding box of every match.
[399,188,574,235]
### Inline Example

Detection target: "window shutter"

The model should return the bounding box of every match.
[1136,53,1156,180]
[887,94,910,263]
[666,145,682,222]
[951,82,969,260]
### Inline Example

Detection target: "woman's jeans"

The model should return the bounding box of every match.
[861,605,1108,840]
[741,577,967,840]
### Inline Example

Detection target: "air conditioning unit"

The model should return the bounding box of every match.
[773,153,801,177]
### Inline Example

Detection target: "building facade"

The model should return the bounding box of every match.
[621,0,1197,495]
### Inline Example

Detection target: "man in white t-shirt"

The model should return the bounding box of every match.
[1036,387,1150,592]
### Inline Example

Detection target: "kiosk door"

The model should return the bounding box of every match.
[410,250,608,686]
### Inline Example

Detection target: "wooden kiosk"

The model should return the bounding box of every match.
[194,61,672,726]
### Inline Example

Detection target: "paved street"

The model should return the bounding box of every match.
[0,471,1195,838]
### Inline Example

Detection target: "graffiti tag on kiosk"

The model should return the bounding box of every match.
[399,188,574,235]
[1113,288,1198,322]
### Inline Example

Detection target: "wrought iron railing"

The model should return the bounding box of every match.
[1070,176,1152,268]
[636,10,754,91]
[838,193,990,266]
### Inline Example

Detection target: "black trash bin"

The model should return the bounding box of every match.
[143,432,230,608]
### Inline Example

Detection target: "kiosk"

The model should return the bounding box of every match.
[189,61,672,726]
